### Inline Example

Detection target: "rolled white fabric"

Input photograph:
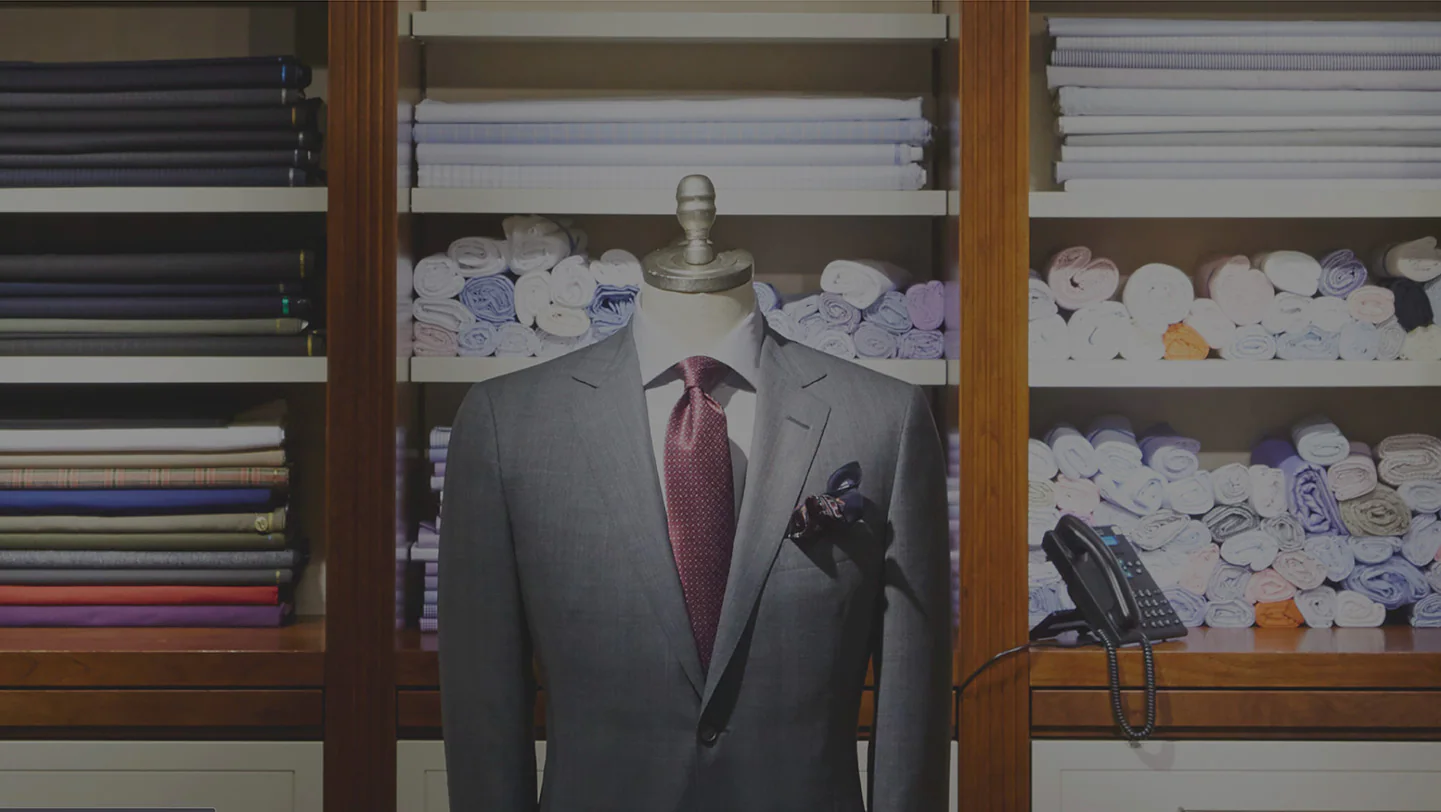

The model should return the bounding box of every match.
[1309,295,1355,334]
[1347,285,1396,325]
[1206,562,1252,603]
[1139,424,1200,481]
[536,329,587,359]
[412,297,476,332]
[1129,509,1190,550]
[1304,534,1357,582]
[1262,513,1307,553]
[1029,271,1058,321]
[1029,439,1059,482]
[548,255,598,309]
[1272,550,1329,591]
[1339,321,1381,361]
[1088,415,1143,478]
[1350,535,1402,565]
[493,322,541,357]
[1029,313,1071,361]
[1293,416,1350,467]
[1164,471,1215,516]
[448,236,509,277]
[1402,324,1441,360]
[1248,465,1287,518]
[1094,468,1166,515]
[1253,249,1322,297]
[1179,544,1221,594]
[1376,236,1441,283]
[1378,318,1407,360]
[1052,476,1102,516]
[807,329,857,359]
[1428,561,1441,594]
[1335,589,1386,627]
[412,253,466,299]
[1164,520,1213,554]
[1221,323,1278,361]
[1066,301,1130,360]
[1205,599,1256,628]
[1093,501,1143,531]
[1296,586,1338,628]
[1326,443,1378,501]
[1399,480,1441,513]
[513,270,553,328]
[1047,424,1100,480]
[590,249,643,287]
[534,304,591,338]
[1244,568,1296,604]
[1029,480,1056,512]
[1044,246,1120,311]
[1377,433,1441,485]
[1402,513,1441,566]
[819,259,912,310]
[1262,292,1313,335]
[1196,254,1273,326]
[1028,507,1061,549]
[1122,262,1194,333]
[1137,548,1188,588]
[766,306,802,342]
[1184,298,1236,349]
[1222,529,1281,572]
[1119,320,1166,360]
[503,215,572,274]
[1211,463,1252,506]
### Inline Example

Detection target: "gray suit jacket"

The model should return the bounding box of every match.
[439,325,950,812]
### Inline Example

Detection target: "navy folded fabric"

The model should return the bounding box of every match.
[0,101,320,131]
[0,251,314,282]
[0,129,320,154]
[0,88,305,110]
[0,167,311,187]
[0,488,272,516]
[0,296,311,319]
[1380,278,1436,331]
[0,150,319,169]
[0,334,324,356]
[0,281,303,297]
[0,56,310,92]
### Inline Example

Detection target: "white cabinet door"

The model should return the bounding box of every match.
[1033,740,1441,812]
[0,741,322,812]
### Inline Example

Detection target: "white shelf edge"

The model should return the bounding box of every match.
[409,11,948,43]
[1030,361,1441,389]
[0,187,328,214]
[947,190,959,216]
[410,188,947,217]
[412,357,950,386]
[1030,189,1441,219]
[0,357,328,385]
[947,359,959,386]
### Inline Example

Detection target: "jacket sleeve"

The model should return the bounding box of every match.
[868,384,951,811]
[439,383,538,811]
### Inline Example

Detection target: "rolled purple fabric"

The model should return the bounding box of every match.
[898,329,944,359]
[0,603,287,627]
[1253,436,1344,534]
[905,280,946,331]
[1318,249,1369,298]
[944,281,959,330]
[1250,436,1298,468]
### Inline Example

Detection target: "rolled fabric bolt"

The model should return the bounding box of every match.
[1163,520,1213,554]
[1249,465,1287,518]
[1223,530,1281,573]
[1029,480,1055,511]
[1276,325,1341,361]
[1203,503,1260,541]
[1272,550,1329,591]
[1029,313,1071,361]
[1178,544,1221,595]
[1398,481,1441,514]
[852,321,899,359]
[1340,484,1412,537]
[413,296,476,332]
[1184,298,1236,350]
[1028,271,1058,322]
[1334,589,1386,627]
[1205,599,1256,628]
[513,270,553,328]
[549,255,598,309]
[1402,513,1441,567]
[1378,318,1407,360]
[1163,322,1209,360]
[1163,587,1208,628]
[1339,321,1381,361]
[1028,439,1059,482]
[764,308,801,342]
[1044,246,1120,311]
[905,280,946,331]
[1429,276,1441,326]
[808,329,858,359]
[1029,583,1062,621]
[1255,599,1306,629]
[586,284,639,340]
[456,322,498,357]
[413,322,458,357]
[413,253,465,299]
[536,330,587,359]
[1253,249,1321,297]
[1124,262,1194,333]
[1428,562,1441,593]
[1343,557,1431,611]
[493,322,540,357]
[897,329,944,359]
[1295,585,1338,628]
[784,295,825,338]
[1028,507,1060,549]
[1318,249,1369,298]
[1139,424,1200,482]
[1262,513,1307,553]
[460,275,518,324]
[1088,415,1143,478]
[1346,285,1396,325]
[1377,434,1441,486]
[820,259,912,310]
[1326,443,1378,502]
[1402,324,1441,360]
[1052,476,1101,517]
[1375,236,1441,284]
[448,236,508,277]
[535,304,590,339]
[1196,254,1272,326]
[1262,292,1313,335]
[1211,463,1252,506]
[1164,471,1215,516]
[1067,301,1130,361]
[1293,416,1350,467]
[817,292,862,333]
[1137,548,1187,588]
[503,215,572,274]
[1220,324,1277,361]
[1093,501,1142,532]
[1046,424,1099,480]
[1309,296,1354,334]
[1094,469,1166,515]
[590,249,643,288]
[1350,536,1402,565]
[752,281,781,313]
[1378,277,1435,331]
[1119,320,1166,361]
[863,290,913,335]
[1205,563,1252,604]
[1304,534,1356,582]
[1129,509,1189,551]
[1410,593,1441,627]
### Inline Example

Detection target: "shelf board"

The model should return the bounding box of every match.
[0,616,324,688]
[409,11,948,43]
[397,628,438,688]
[0,187,328,214]
[1030,627,1441,690]
[0,357,327,385]
[1030,361,1441,389]
[411,356,950,386]
[1031,187,1441,219]
[410,188,947,217]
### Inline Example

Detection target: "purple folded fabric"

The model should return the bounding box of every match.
[1251,436,1297,468]
[944,281,959,330]
[424,562,438,576]
[1319,249,1369,299]
[0,488,271,516]
[905,280,946,331]
[1253,436,1343,534]
[0,603,287,627]
[898,329,944,359]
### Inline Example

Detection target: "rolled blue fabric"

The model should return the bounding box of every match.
[586,283,638,339]
[1350,535,1402,565]
[807,328,857,359]
[764,308,802,342]
[493,322,539,357]
[458,274,516,324]
[1204,599,1255,629]
[1304,533,1357,582]
[1343,556,1431,610]
[782,294,826,338]
[817,292,862,333]
[753,281,781,312]
[1411,593,1441,627]
[1276,325,1340,360]
[1318,249,1369,298]
[862,290,913,335]
[1266,453,1344,536]
[456,321,498,357]
[852,321,899,359]
[1029,583,1063,619]
[898,329,944,359]
[1163,586,1208,627]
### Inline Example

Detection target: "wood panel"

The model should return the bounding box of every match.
[957,1,1030,810]
[325,2,399,811]
[0,689,321,729]
[1033,690,1441,740]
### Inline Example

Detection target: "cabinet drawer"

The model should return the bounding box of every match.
[0,741,321,812]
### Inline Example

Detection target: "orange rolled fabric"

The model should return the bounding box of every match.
[1255,599,1306,628]
[1163,322,1209,360]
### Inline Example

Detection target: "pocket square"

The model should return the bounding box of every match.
[787,461,865,542]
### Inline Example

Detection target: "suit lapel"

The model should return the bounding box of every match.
[568,326,704,697]
[703,335,830,709]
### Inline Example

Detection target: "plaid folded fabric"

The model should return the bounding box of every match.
[0,467,289,490]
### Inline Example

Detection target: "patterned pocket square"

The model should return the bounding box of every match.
[786,461,865,542]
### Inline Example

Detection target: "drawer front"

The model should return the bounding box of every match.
[0,741,321,812]
[1033,740,1441,812]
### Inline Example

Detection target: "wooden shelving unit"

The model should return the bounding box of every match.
[408,10,948,43]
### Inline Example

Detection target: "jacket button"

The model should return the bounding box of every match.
[698,725,719,745]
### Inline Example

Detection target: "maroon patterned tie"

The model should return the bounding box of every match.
[664,355,736,672]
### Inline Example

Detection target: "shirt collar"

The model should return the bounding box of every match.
[631,300,763,390]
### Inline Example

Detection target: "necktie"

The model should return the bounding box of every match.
[664,355,735,672]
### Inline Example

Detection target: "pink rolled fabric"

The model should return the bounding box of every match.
[1045,246,1120,311]
[1244,568,1297,605]
[1052,476,1102,517]
[1195,255,1273,326]
[904,280,946,331]
[1347,285,1396,325]
[1178,544,1221,595]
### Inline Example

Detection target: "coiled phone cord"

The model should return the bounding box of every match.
[1101,631,1158,743]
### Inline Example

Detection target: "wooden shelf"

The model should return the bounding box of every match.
[1031,187,1441,219]
[1030,627,1441,690]
[0,357,327,385]
[396,628,438,688]
[0,187,328,214]
[1030,361,1441,389]
[409,11,948,43]
[411,356,951,385]
[410,188,947,217]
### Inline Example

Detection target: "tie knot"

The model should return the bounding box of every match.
[677,355,729,392]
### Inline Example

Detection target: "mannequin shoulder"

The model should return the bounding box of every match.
[455,339,615,421]
[775,338,922,410]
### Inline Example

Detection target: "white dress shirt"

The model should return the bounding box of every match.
[630,302,764,514]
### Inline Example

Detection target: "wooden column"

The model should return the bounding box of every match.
[325,2,399,810]
[957,1,1030,809]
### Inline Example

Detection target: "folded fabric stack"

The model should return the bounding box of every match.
[0,405,301,627]
[0,56,320,187]
[411,426,448,633]
[1030,239,1441,362]
[947,430,960,628]
[1047,17,1441,189]
[761,261,951,360]
[1029,414,1441,629]
[0,249,324,356]
[411,97,930,191]
[398,101,414,190]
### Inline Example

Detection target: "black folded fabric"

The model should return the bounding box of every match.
[0,334,325,356]
[1380,277,1436,331]
[0,56,310,92]
[0,150,319,169]
[0,281,303,296]
[0,88,304,110]
[0,251,314,282]
[0,100,321,131]
[0,129,320,154]
[0,166,311,187]
[0,296,312,319]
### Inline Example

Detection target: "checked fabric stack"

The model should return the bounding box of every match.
[1030,236,1441,363]
[1028,415,1441,630]
[411,96,929,191]
[0,249,324,357]
[0,405,302,627]
[410,426,449,633]
[759,261,952,360]
[1047,17,1441,189]
[1,55,320,187]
